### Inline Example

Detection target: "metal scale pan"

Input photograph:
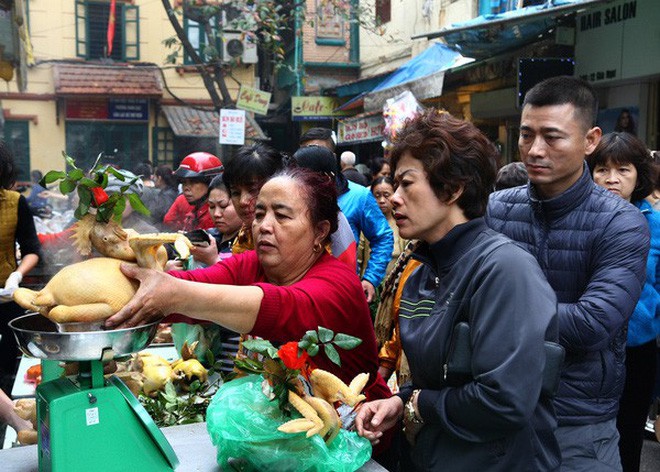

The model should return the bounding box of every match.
[10,312,160,361]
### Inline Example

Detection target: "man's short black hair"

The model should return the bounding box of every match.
[495,162,528,190]
[299,127,335,151]
[523,76,599,131]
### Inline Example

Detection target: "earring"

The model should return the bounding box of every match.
[313,243,322,253]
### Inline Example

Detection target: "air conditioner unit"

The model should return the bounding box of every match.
[222,31,258,64]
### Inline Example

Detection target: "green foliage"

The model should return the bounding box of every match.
[41,152,151,224]
[242,338,279,358]
[298,327,361,367]
[230,327,362,415]
[166,1,389,76]
[139,379,218,427]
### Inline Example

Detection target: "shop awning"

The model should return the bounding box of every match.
[412,0,611,59]
[334,70,393,98]
[53,63,163,98]
[162,106,267,141]
[363,42,472,112]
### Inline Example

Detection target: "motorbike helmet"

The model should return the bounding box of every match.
[173,152,223,181]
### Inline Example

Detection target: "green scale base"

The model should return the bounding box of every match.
[36,366,178,472]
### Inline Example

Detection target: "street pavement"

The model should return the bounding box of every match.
[642,437,660,471]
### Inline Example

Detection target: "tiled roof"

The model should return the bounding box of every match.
[53,63,163,97]
[162,105,267,141]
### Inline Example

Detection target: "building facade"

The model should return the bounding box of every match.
[0,0,258,181]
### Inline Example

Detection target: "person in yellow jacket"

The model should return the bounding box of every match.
[0,142,41,394]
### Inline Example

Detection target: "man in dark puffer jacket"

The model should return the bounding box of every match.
[486,76,649,471]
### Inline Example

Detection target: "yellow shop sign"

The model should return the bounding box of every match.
[291,96,350,121]
[236,85,272,115]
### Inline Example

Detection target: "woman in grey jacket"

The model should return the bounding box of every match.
[356,110,561,471]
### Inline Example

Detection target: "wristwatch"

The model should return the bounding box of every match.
[405,389,423,425]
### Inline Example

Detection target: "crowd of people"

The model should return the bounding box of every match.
[1,75,660,471]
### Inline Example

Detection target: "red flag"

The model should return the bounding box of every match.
[107,0,117,56]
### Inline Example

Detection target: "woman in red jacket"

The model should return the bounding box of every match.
[106,167,393,457]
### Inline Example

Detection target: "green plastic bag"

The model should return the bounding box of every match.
[206,375,372,472]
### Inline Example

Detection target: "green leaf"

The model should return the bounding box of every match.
[113,198,126,218]
[128,193,151,216]
[242,338,278,357]
[78,177,99,188]
[332,333,363,350]
[303,330,318,344]
[307,343,319,356]
[59,178,76,194]
[163,382,177,401]
[69,168,84,181]
[77,192,90,216]
[73,206,85,220]
[205,349,215,366]
[324,343,341,366]
[298,339,310,350]
[41,170,66,185]
[97,204,114,223]
[106,166,126,180]
[63,153,78,169]
[318,326,334,344]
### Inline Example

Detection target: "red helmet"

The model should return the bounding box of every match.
[174,152,223,180]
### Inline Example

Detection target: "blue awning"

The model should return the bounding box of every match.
[412,0,611,59]
[370,43,464,93]
[334,70,393,98]
[361,42,472,112]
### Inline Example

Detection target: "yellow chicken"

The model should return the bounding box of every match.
[135,353,173,397]
[13,258,138,323]
[13,232,191,324]
[277,370,369,445]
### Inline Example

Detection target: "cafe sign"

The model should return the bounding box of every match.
[236,85,271,115]
[337,114,385,144]
[291,96,350,121]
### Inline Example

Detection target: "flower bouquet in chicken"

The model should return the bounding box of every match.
[206,327,372,472]
[12,153,192,326]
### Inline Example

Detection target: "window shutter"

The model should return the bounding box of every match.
[75,0,87,58]
[124,4,139,60]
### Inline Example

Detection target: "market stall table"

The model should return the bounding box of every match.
[0,421,387,471]
[10,345,180,399]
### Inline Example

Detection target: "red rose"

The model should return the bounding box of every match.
[277,342,309,371]
[91,187,109,206]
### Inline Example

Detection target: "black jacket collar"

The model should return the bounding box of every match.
[414,218,487,276]
[527,162,593,220]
